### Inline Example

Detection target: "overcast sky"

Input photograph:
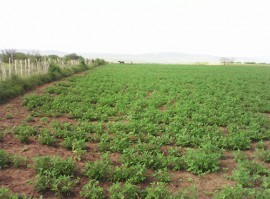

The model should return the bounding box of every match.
[1,0,270,57]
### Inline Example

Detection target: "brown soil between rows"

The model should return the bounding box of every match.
[0,72,249,198]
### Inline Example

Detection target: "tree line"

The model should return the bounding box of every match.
[0,49,84,63]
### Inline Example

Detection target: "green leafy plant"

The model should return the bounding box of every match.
[80,180,105,199]
[109,182,140,199]
[14,125,36,143]
[153,169,171,183]
[0,149,11,169]
[145,182,172,199]
[82,154,112,181]
[38,129,56,146]
[255,148,270,162]
[0,187,29,199]
[34,156,76,195]
[110,164,147,183]
[12,155,28,168]
[184,147,222,175]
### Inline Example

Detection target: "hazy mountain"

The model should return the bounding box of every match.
[80,52,220,64]
[13,49,270,64]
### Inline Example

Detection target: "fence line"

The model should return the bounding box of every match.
[0,58,91,82]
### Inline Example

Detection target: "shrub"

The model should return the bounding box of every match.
[0,75,25,103]
[80,180,105,199]
[48,63,62,81]
[109,182,140,199]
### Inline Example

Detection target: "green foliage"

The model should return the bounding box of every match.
[51,175,79,196]
[12,155,28,168]
[213,186,270,199]
[0,57,99,104]
[184,147,222,175]
[25,115,34,123]
[153,169,171,183]
[110,164,147,184]
[0,75,26,103]
[0,149,11,169]
[82,154,112,181]
[80,180,105,199]
[38,129,56,146]
[223,132,251,150]
[231,160,270,187]
[4,64,270,196]
[255,148,270,162]
[0,150,28,169]
[232,150,248,162]
[256,140,267,149]
[48,63,62,81]
[14,124,36,143]
[34,156,77,195]
[34,156,76,177]
[109,182,140,199]
[145,182,172,199]
[0,187,29,199]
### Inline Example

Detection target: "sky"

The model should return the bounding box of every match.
[1,0,270,57]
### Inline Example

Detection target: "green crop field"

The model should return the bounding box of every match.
[1,64,270,198]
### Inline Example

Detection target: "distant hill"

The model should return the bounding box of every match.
[80,52,221,64]
[13,49,270,64]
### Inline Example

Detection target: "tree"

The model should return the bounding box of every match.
[220,57,235,65]
[14,52,27,60]
[1,49,16,63]
[65,53,82,60]
[48,54,59,60]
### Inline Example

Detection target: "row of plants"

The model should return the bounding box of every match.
[4,64,270,197]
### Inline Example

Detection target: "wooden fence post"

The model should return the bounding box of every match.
[20,60,23,77]
[14,60,18,75]
[28,59,31,77]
